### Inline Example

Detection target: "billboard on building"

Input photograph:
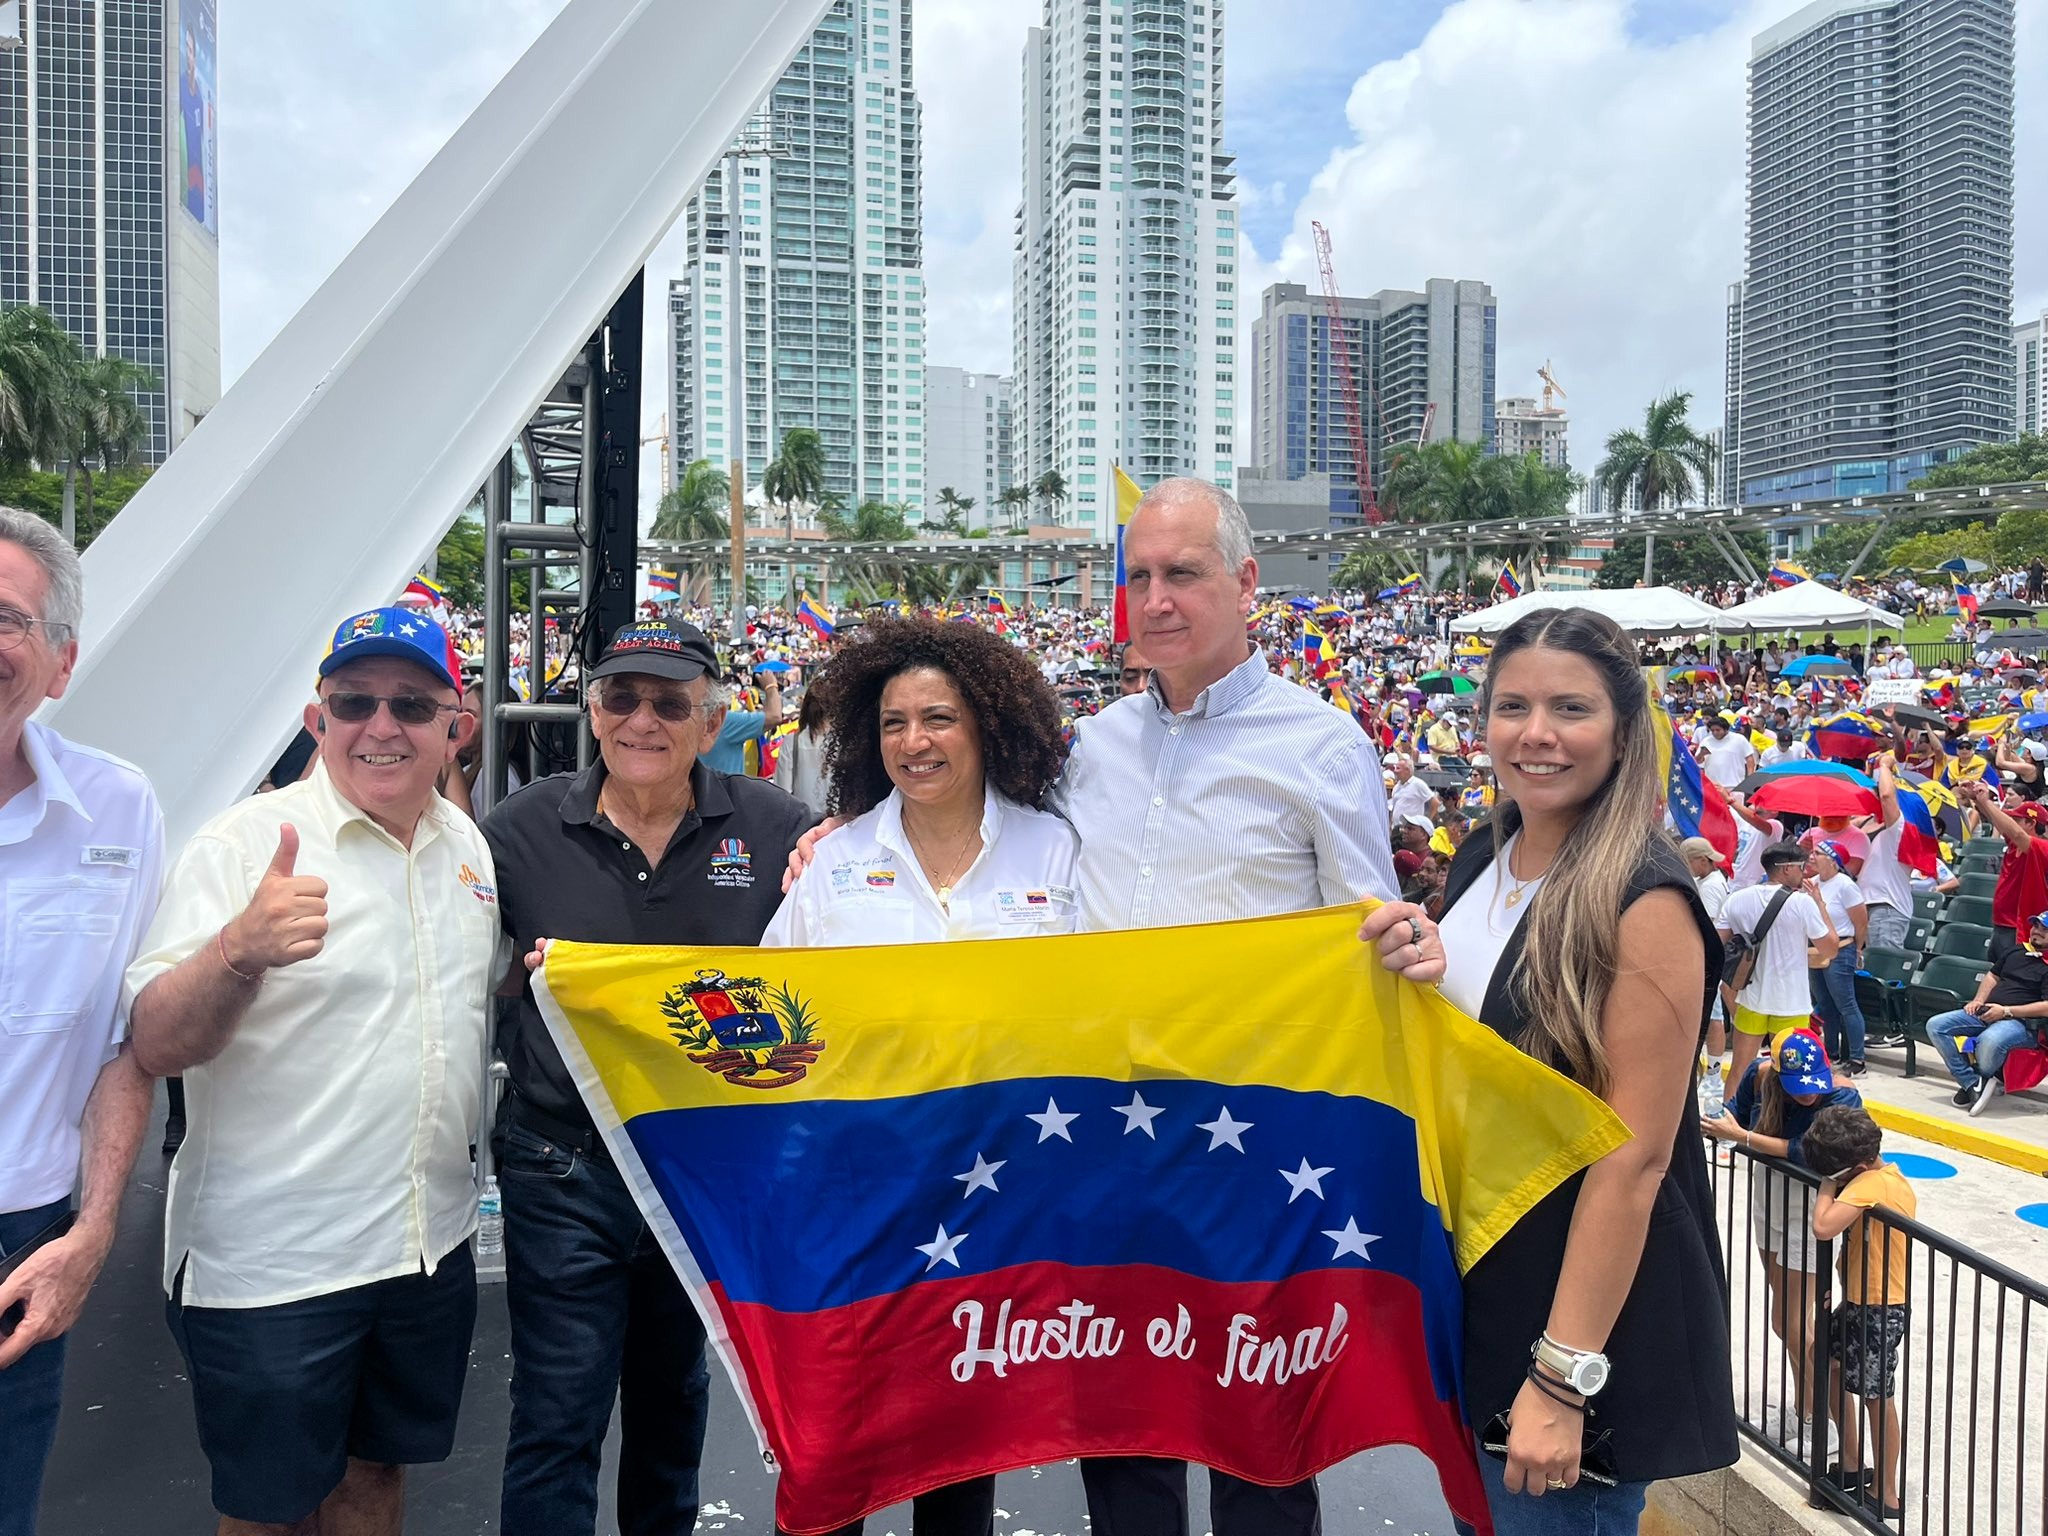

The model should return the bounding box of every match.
[177,0,217,237]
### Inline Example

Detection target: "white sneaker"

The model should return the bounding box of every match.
[1971,1077,2003,1117]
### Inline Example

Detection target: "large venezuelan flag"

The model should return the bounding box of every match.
[535,907,1627,1535]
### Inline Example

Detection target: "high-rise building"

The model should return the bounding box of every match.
[1722,279,1744,502]
[1242,278,1496,525]
[1495,396,1568,469]
[2018,312,2047,439]
[1012,0,1238,536]
[922,367,1013,528]
[668,0,925,517]
[0,0,221,461]
[1735,0,2015,505]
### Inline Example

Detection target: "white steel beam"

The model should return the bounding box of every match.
[45,0,829,847]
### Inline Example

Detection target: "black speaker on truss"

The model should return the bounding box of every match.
[587,271,644,661]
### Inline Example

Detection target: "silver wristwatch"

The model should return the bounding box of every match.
[1532,1333,1611,1396]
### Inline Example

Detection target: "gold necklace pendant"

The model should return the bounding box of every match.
[1505,884,1526,908]
[936,884,952,911]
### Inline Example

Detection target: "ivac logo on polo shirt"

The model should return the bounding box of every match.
[458,863,498,905]
[708,838,754,890]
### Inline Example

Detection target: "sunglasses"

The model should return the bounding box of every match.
[595,687,697,723]
[324,692,457,727]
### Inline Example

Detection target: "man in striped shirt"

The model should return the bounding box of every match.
[1054,477,1418,1535]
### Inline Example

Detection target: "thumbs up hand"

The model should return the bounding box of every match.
[222,824,330,973]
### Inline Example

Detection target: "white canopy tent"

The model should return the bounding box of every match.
[1708,580,1905,635]
[1449,586,1727,638]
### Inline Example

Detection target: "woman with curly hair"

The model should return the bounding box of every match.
[761,616,1077,1532]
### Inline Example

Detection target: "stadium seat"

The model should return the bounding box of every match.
[1931,922,1996,960]
[1941,896,1996,930]
[1857,945,1920,1071]
[1903,917,1934,952]
[1913,892,1943,922]
[1957,872,2001,900]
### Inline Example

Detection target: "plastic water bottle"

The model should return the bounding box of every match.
[477,1175,504,1258]
[1697,1056,1725,1120]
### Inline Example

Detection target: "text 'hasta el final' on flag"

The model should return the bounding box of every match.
[535,906,1628,1535]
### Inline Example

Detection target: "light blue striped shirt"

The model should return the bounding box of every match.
[1054,646,1402,932]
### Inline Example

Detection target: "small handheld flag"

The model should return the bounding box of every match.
[402,573,447,606]
[1113,465,1143,644]
[648,569,680,595]
[1396,572,1423,596]
[1953,577,1980,622]
[1495,562,1522,600]
[794,594,835,639]
[1767,561,1810,590]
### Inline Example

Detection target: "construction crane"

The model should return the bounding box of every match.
[1310,220,1381,525]
[641,411,671,492]
[1539,361,1567,414]
[1417,402,1436,445]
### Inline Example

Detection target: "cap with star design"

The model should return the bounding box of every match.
[318,606,462,692]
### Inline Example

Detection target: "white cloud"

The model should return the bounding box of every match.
[1247,0,2048,472]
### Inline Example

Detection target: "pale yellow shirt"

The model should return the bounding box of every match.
[122,764,504,1308]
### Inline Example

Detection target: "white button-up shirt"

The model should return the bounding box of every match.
[1,721,162,1213]
[1055,646,1401,931]
[122,764,503,1308]
[764,785,1079,946]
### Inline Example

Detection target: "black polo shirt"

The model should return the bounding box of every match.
[483,759,819,1133]
[1986,942,2048,1012]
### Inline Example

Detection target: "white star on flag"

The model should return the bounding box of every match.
[1195,1106,1253,1152]
[915,1223,969,1272]
[1112,1090,1165,1139]
[1027,1098,1079,1143]
[399,620,421,635]
[1280,1157,1335,1204]
[1321,1217,1380,1261]
[954,1153,1005,1197]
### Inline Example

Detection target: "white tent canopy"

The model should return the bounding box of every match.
[1708,579,1904,635]
[1449,586,1727,638]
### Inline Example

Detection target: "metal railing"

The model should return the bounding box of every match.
[1707,1136,2048,1535]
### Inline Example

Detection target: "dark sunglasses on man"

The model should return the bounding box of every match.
[594,686,698,723]
[324,692,460,727]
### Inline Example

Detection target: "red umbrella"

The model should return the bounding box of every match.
[1749,776,1880,820]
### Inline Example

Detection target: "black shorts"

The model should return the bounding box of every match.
[1828,1302,1909,1400]
[166,1244,478,1524]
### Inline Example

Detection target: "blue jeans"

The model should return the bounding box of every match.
[1459,1448,1651,1536]
[1924,1007,2034,1091]
[498,1119,710,1536]
[0,1198,72,1536]
[1811,946,1866,1062]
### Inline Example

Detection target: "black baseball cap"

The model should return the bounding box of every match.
[587,619,718,684]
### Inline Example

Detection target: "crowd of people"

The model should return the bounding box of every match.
[9,480,2048,1536]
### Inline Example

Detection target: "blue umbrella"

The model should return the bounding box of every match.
[1779,655,1855,678]
[2021,712,2048,733]
[1937,557,1990,574]
[755,658,792,673]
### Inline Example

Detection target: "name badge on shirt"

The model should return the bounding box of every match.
[994,887,1063,924]
[81,845,139,868]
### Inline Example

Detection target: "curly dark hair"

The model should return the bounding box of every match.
[821,617,1068,816]
[1802,1104,1883,1177]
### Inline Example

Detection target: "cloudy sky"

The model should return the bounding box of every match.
[219,0,2045,492]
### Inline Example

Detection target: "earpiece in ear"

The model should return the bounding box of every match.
[315,717,326,735]
[448,720,460,741]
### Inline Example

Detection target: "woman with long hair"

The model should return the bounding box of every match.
[762,617,1075,1535]
[771,668,835,814]
[1434,607,1736,1533]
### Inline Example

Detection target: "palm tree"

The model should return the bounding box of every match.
[764,426,828,536]
[65,354,157,531]
[933,485,971,535]
[1595,391,1719,584]
[997,485,1032,532]
[0,306,82,471]
[651,457,730,540]
[1032,469,1068,526]
[1494,452,1585,579]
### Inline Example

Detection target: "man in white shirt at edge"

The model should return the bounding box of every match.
[124,608,503,1536]
[1716,843,1838,1087]
[0,509,161,1536]
[1385,754,1438,834]
[784,479,1443,1536]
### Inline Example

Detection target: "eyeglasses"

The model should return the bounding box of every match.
[594,687,697,723]
[0,607,70,652]
[324,692,458,726]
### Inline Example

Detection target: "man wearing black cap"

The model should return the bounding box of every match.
[483,618,817,1536]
